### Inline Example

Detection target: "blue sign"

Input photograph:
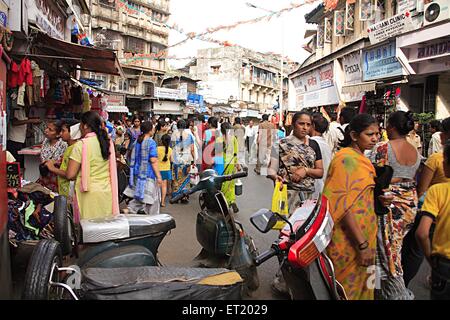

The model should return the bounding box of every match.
[362,41,403,81]
[0,12,7,27]
[187,93,205,111]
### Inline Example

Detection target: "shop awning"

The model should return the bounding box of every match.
[105,106,129,113]
[35,32,123,76]
[342,81,377,94]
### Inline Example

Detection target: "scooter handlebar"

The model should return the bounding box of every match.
[220,171,248,182]
[254,247,278,266]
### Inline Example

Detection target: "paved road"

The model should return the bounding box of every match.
[158,165,431,300]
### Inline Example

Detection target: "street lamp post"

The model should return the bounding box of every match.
[246,2,284,127]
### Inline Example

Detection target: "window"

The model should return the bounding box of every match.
[211,65,221,74]
[150,43,165,55]
[374,0,385,23]
[125,37,146,54]
[143,82,154,96]
[90,73,107,89]
[119,79,129,92]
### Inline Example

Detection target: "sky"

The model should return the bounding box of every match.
[167,0,320,69]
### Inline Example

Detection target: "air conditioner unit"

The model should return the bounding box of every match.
[423,0,450,26]
[129,79,138,87]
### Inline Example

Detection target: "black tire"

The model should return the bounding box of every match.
[53,196,72,256]
[22,240,63,300]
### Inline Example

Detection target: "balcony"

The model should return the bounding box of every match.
[92,4,120,21]
[133,0,170,15]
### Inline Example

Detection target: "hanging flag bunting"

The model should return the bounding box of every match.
[324,18,333,43]
[359,0,374,21]
[334,11,345,36]
[346,2,356,31]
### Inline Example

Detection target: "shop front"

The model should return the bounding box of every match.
[396,21,450,119]
[361,40,407,125]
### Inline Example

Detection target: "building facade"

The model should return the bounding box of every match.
[90,0,170,113]
[190,46,296,118]
[289,0,450,120]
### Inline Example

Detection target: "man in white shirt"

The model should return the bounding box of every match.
[245,120,258,164]
[7,104,41,169]
[310,113,332,200]
[428,120,443,157]
[324,107,356,155]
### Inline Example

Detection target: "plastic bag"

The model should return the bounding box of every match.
[271,181,289,230]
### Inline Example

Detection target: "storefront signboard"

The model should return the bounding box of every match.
[411,38,450,60]
[155,87,187,100]
[368,11,414,45]
[106,94,125,106]
[343,52,362,84]
[363,41,403,81]
[303,86,339,108]
[30,0,65,40]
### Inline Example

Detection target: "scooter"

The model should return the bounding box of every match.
[250,195,347,300]
[22,170,256,299]
[169,169,259,294]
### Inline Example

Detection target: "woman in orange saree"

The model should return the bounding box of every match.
[323,114,392,300]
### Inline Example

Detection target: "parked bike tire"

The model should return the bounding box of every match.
[53,196,72,256]
[22,239,63,300]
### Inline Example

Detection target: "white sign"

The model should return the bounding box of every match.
[343,53,362,84]
[303,86,339,108]
[154,87,187,100]
[368,11,414,45]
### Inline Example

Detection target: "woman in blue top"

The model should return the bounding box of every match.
[124,121,162,215]
[171,119,195,203]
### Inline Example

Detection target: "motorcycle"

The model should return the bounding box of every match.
[250,195,347,300]
[169,169,259,294]
[22,170,257,299]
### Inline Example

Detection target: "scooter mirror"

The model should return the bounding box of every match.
[250,209,277,233]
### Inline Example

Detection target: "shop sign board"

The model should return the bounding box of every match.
[303,86,339,108]
[155,87,187,100]
[363,41,403,81]
[292,62,334,94]
[30,0,65,40]
[106,94,125,106]
[411,38,450,60]
[343,52,362,84]
[368,11,414,45]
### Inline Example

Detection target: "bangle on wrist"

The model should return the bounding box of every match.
[304,167,308,176]
[358,240,369,251]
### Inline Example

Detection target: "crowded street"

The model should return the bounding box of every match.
[1,0,450,303]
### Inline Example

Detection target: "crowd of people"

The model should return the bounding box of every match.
[265,108,450,300]
[9,106,450,300]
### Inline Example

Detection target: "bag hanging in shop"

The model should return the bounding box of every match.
[271,181,289,230]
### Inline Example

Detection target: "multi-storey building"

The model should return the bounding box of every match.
[190,46,297,118]
[90,0,170,113]
[289,0,450,120]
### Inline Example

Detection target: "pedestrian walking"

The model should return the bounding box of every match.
[415,141,450,300]
[310,113,332,200]
[370,111,421,300]
[323,114,393,300]
[124,121,162,215]
[157,134,173,207]
[255,114,275,175]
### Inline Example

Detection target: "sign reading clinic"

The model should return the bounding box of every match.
[368,11,414,45]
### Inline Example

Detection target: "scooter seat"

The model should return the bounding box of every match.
[80,214,176,244]
[81,266,243,300]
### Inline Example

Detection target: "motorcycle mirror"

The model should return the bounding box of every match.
[250,209,277,233]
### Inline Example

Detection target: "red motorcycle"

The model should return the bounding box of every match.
[250,195,347,300]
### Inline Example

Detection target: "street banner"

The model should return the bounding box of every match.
[368,11,414,45]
